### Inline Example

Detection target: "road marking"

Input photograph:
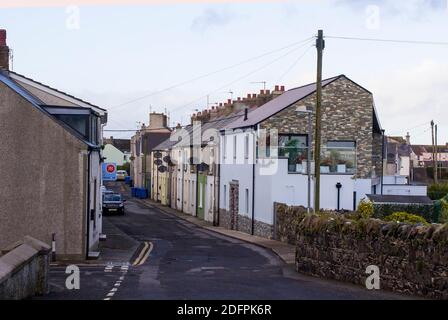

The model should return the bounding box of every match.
[132,241,153,266]
[107,292,115,297]
[132,242,149,266]
[136,242,153,266]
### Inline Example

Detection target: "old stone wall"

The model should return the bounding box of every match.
[274,203,307,245]
[261,76,376,179]
[219,210,274,239]
[0,236,51,300]
[296,214,448,299]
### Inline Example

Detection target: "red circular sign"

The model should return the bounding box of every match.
[106,164,115,173]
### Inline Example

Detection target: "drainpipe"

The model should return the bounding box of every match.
[216,160,220,227]
[85,149,91,260]
[251,126,257,236]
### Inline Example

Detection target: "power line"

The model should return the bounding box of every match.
[326,35,448,46]
[170,40,315,115]
[109,36,314,111]
[276,46,313,83]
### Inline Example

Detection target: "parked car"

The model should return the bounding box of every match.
[116,170,128,181]
[102,193,126,215]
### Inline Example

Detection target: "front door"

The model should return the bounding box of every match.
[229,182,239,230]
[197,174,206,220]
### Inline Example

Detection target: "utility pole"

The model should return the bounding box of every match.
[435,124,439,183]
[314,30,325,212]
[431,120,437,184]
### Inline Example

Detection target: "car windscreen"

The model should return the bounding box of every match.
[104,194,122,202]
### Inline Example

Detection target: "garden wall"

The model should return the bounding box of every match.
[296,215,448,299]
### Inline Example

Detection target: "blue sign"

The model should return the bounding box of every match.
[102,163,117,181]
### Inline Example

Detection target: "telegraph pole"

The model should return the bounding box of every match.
[314,30,325,212]
[435,124,439,183]
[431,120,437,184]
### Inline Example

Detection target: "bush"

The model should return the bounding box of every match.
[440,198,448,224]
[428,183,448,200]
[357,199,374,219]
[384,212,429,225]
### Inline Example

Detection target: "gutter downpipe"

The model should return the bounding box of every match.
[85,148,92,260]
[251,125,257,236]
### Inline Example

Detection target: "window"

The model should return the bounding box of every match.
[321,141,357,174]
[244,134,249,160]
[245,188,249,214]
[278,135,308,173]
[233,135,237,160]
[327,141,356,148]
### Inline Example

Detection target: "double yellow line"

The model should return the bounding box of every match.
[132,241,153,266]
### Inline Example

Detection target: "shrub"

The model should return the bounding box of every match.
[440,199,448,224]
[357,199,374,219]
[428,183,448,200]
[384,212,429,225]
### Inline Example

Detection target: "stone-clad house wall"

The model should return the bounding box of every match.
[260,76,378,179]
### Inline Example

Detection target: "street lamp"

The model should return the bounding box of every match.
[297,105,314,213]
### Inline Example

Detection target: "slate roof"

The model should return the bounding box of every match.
[0,69,105,147]
[106,139,131,153]
[367,194,433,205]
[412,145,448,156]
[225,75,373,130]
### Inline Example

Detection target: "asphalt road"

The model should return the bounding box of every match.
[39,182,409,300]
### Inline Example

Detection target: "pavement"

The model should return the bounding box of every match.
[36,182,414,300]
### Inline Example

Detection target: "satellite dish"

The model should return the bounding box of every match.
[154,152,163,159]
[163,155,171,163]
[158,165,167,173]
[154,159,163,166]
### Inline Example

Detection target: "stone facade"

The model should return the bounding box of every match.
[296,215,448,299]
[219,209,274,239]
[261,76,380,179]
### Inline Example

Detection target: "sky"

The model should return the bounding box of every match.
[1,0,447,144]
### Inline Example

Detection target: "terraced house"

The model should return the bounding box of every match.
[150,75,384,239]
[219,75,384,238]
[150,88,284,224]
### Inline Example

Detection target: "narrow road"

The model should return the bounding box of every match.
[41,182,407,300]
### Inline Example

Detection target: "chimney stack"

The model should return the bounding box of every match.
[406,132,411,145]
[0,29,10,70]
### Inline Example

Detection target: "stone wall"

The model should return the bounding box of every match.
[219,209,274,239]
[260,76,377,179]
[274,202,307,245]
[0,236,51,300]
[296,215,448,299]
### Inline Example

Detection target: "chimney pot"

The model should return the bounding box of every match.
[247,94,251,99]
[0,30,6,46]
[237,97,241,101]
[227,99,231,104]
[260,90,265,95]
[265,90,270,95]
[275,85,280,91]
[280,85,285,91]
[252,94,257,99]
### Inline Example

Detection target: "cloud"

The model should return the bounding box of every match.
[191,8,236,32]
[367,60,448,143]
[334,0,447,19]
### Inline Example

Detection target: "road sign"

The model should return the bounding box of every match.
[102,163,117,181]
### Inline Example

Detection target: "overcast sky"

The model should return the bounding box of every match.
[1,0,447,144]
